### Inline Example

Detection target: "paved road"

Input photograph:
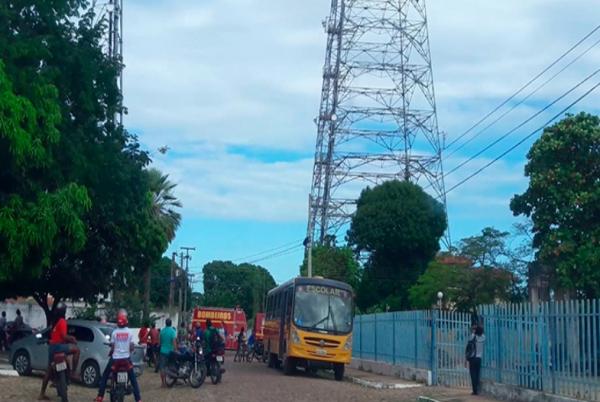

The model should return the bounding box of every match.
[0,353,492,402]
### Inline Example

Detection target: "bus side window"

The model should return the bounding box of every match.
[275,292,282,320]
[285,287,293,324]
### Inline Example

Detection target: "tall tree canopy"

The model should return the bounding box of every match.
[0,1,167,323]
[348,180,447,311]
[511,113,600,297]
[409,256,516,311]
[202,261,276,320]
[143,169,181,320]
[299,245,359,289]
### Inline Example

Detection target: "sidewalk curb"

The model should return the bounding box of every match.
[345,374,424,390]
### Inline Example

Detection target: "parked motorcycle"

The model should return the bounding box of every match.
[164,338,206,388]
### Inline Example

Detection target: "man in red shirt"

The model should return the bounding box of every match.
[38,302,80,401]
[148,322,160,372]
[138,322,149,346]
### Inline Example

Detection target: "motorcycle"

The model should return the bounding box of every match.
[108,360,134,402]
[50,351,70,402]
[37,333,71,402]
[207,347,225,384]
[164,338,206,388]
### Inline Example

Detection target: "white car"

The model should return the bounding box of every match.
[9,319,144,387]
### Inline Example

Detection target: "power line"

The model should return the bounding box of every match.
[444,80,600,196]
[446,36,600,159]
[247,244,304,265]
[445,24,600,151]
[437,68,600,186]
[230,239,303,262]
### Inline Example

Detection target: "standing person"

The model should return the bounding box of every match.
[14,309,24,329]
[148,323,160,373]
[38,303,80,401]
[234,327,246,362]
[177,321,187,345]
[138,322,149,346]
[193,322,203,341]
[95,309,142,402]
[467,325,485,395]
[0,311,6,352]
[158,319,177,388]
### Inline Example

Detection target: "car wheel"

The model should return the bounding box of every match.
[13,350,32,376]
[81,360,100,387]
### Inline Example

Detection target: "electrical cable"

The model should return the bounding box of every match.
[437,68,600,187]
[443,80,600,196]
[446,36,600,159]
[444,24,600,151]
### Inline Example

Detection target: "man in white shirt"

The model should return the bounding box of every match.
[95,309,142,402]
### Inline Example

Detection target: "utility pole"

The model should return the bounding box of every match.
[178,252,184,320]
[180,246,196,323]
[304,195,313,278]
[168,252,177,313]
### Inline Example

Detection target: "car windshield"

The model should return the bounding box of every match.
[293,285,353,334]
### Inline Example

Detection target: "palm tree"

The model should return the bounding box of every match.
[144,168,182,320]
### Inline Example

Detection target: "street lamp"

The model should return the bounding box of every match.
[437,291,444,310]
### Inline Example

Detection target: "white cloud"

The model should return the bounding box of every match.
[121,0,600,226]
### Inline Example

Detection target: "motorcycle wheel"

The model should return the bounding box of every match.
[56,371,69,402]
[165,373,177,388]
[210,361,221,384]
[189,366,206,388]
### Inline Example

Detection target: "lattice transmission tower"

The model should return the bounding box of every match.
[307,0,448,246]
[94,0,124,125]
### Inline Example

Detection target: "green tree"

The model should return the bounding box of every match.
[409,256,516,311]
[511,113,600,297]
[458,227,510,268]
[299,245,360,288]
[144,169,182,320]
[0,1,165,324]
[0,61,91,281]
[202,261,276,319]
[348,180,447,311]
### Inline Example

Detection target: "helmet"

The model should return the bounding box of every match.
[54,302,67,320]
[117,309,128,327]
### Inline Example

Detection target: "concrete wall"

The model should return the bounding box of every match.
[350,357,432,385]
[481,381,584,402]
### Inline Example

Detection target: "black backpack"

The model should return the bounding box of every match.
[465,337,477,360]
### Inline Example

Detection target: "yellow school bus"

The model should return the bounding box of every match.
[263,277,354,380]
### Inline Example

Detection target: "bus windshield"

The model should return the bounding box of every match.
[293,285,353,334]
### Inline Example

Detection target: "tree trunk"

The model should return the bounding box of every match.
[143,265,151,322]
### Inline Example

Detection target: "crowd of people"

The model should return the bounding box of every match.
[0,309,26,351]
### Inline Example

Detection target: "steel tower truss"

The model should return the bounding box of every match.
[307,0,448,245]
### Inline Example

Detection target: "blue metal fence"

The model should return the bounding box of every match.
[352,299,600,401]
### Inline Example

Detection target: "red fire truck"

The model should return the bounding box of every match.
[192,307,247,350]
[253,312,265,342]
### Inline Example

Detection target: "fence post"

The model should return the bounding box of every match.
[392,313,396,365]
[374,313,378,362]
[431,310,438,385]
[549,301,557,394]
[359,315,363,360]
[414,312,419,367]
[496,305,503,383]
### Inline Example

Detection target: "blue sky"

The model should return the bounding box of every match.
[121,0,600,290]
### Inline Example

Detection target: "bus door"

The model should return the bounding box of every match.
[279,286,293,356]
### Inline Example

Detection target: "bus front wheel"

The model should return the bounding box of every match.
[333,363,345,381]
[282,357,295,376]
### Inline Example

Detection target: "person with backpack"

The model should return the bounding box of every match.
[466,325,485,395]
